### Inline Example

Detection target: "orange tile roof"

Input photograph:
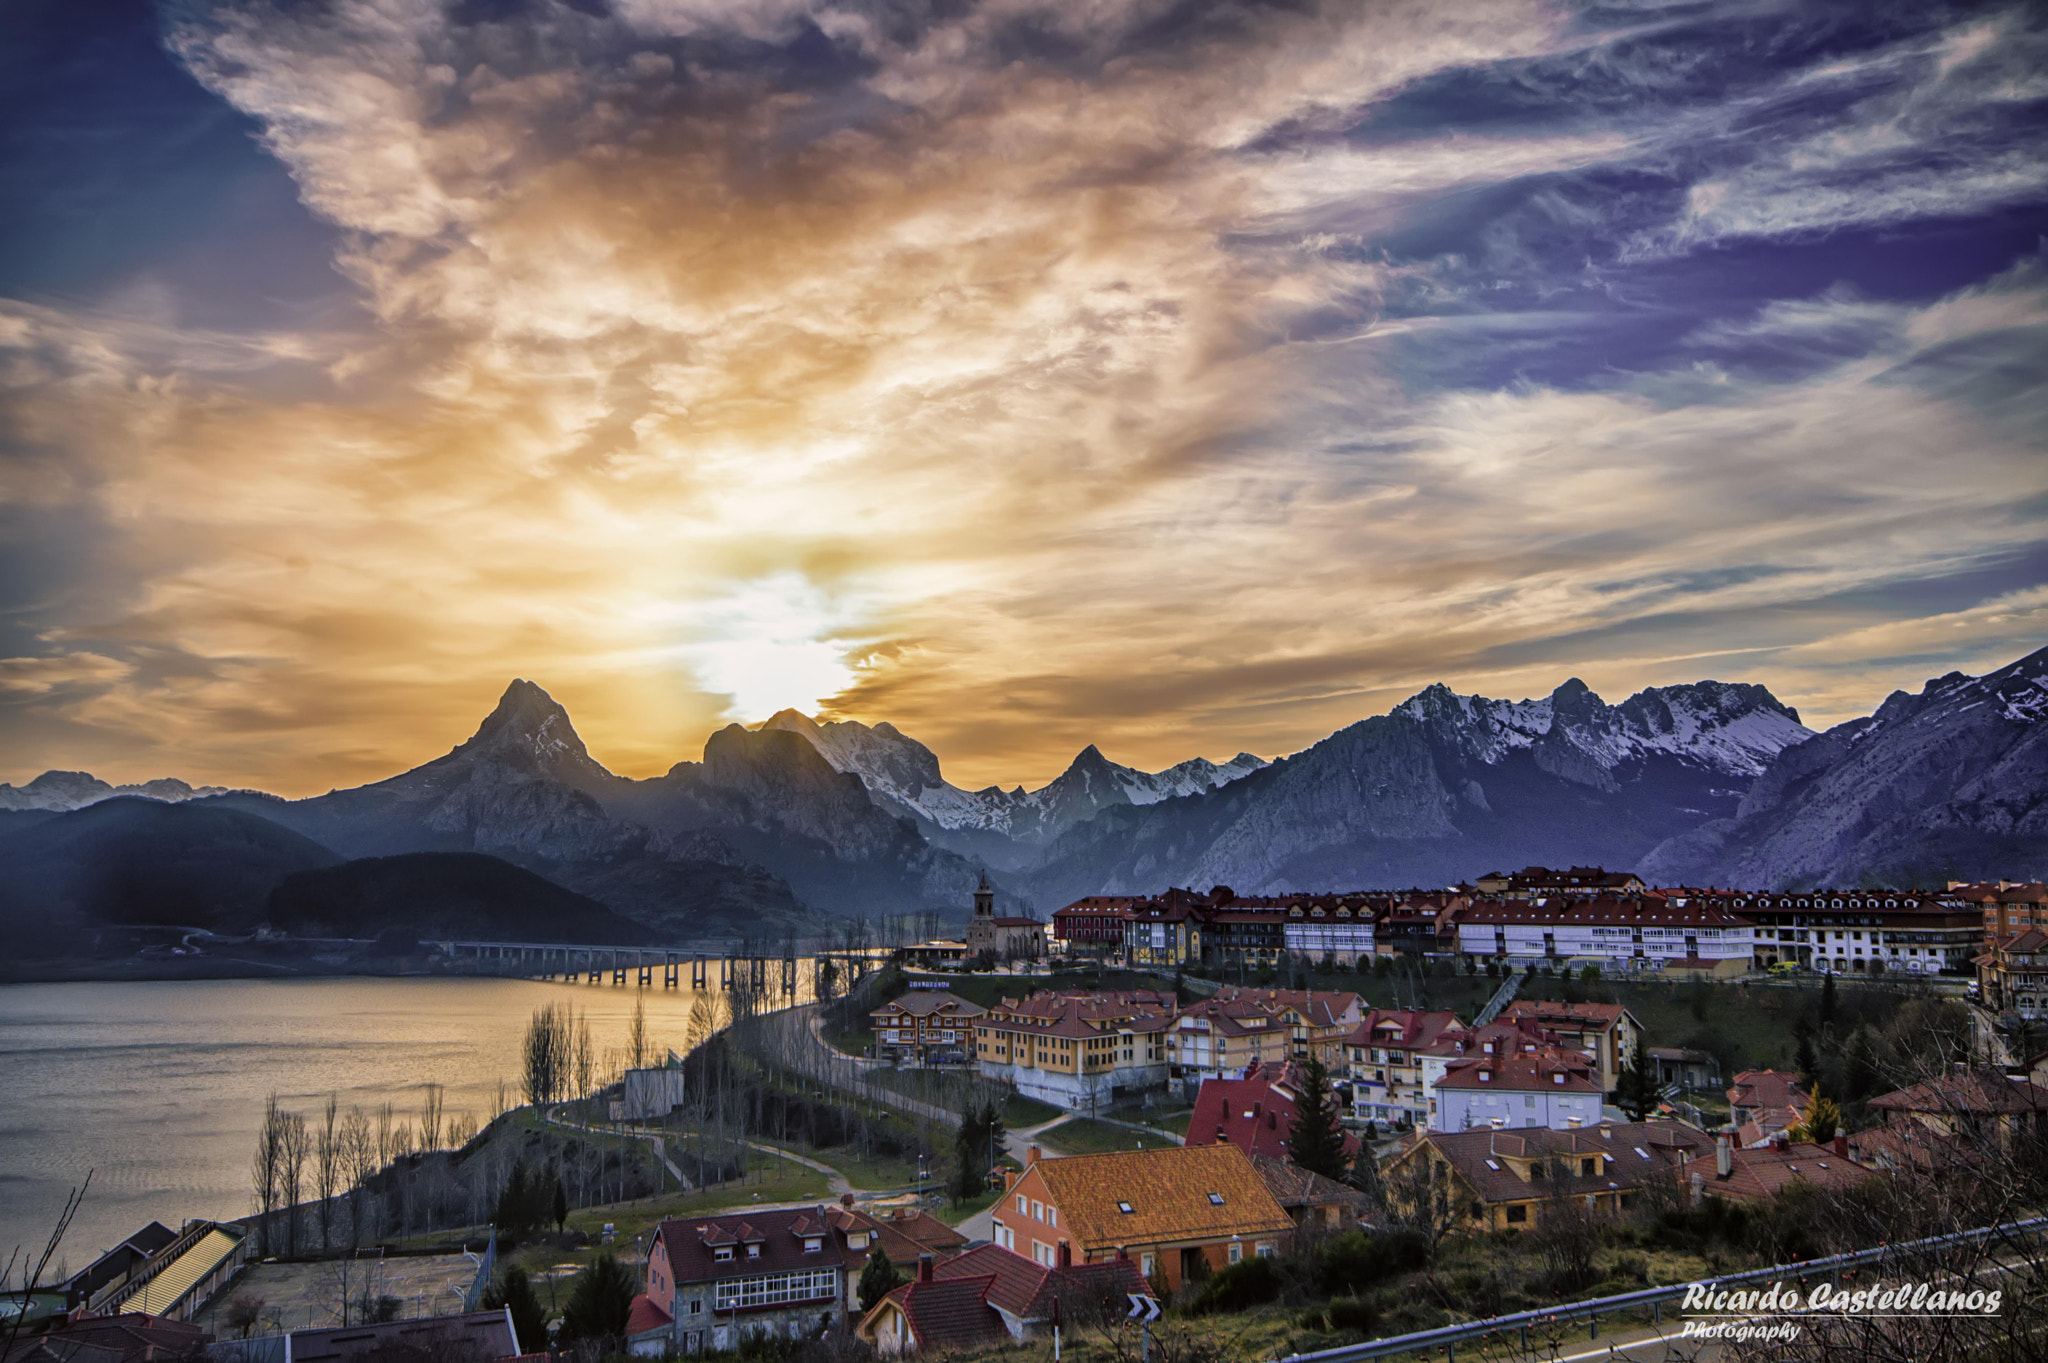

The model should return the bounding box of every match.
[1031,1144,1293,1252]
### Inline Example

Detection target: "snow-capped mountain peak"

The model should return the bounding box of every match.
[1396,677,1811,778]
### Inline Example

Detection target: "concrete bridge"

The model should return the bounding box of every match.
[433,939,887,995]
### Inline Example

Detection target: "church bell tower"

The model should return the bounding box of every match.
[974,874,995,919]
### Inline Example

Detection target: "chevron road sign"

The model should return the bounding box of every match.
[1127,1294,1162,1322]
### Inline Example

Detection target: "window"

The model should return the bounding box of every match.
[746,1244,761,1259]
[1140,1253,1156,1277]
[803,1236,822,1254]
[1032,1200,1044,1221]
[1505,1205,1528,1224]
[714,1247,734,1262]
[1117,1201,1135,1214]
[1018,1195,1029,1216]
[712,1268,840,1313]
[1255,1242,1276,1258]
[1048,1208,1058,1228]
[1207,1193,1225,1206]
[1228,1242,1243,1264]
[688,1300,702,1316]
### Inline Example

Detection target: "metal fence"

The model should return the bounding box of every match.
[1271,1214,2048,1362]
[461,1230,497,1313]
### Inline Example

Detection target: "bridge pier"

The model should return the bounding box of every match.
[663,957,679,989]
[692,956,706,990]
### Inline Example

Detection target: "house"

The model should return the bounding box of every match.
[1207,987,1366,1065]
[1678,1129,1874,1206]
[928,1244,1146,1341]
[2,1314,208,1363]
[645,1207,854,1353]
[993,1144,1294,1292]
[1431,1045,1603,1134]
[1171,997,1292,1092]
[1496,1001,1641,1092]
[1187,1062,1361,1162]
[826,1200,969,1271]
[1868,1068,2048,1149]
[869,993,988,1063]
[1247,1155,1375,1232]
[973,990,1175,1112]
[1383,1121,1713,1231]
[1647,1047,1719,1090]
[1344,1010,1467,1125]
[964,876,1048,962]
[615,1058,690,1121]
[856,1259,1007,1357]
[1726,1070,1811,1148]
[1978,929,2048,1019]
[62,1222,246,1324]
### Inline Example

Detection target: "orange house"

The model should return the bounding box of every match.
[993,1144,1293,1294]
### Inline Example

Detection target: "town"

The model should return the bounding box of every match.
[10,867,2048,1363]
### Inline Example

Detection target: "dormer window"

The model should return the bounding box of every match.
[803,1237,822,1254]
[1553,1073,1565,1084]
[746,1244,761,1259]
[715,1247,733,1262]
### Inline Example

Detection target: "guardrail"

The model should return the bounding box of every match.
[1271,1214,2048,1363]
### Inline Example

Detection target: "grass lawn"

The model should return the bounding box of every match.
[820,1016,874,1059]
[1004,1093,1066,1127]
[857,1066,1063,1129]
[1038,1117,1179,1155]
[753,1135,928,1192]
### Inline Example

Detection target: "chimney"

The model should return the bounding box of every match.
[1715,1129,1733,1179]
[1027,1145,1041,1166]
[1057,1243,1071,1269]
[917,1254,934,1283]
[1833,1134,1849,1158]
[840,1193,855,1207]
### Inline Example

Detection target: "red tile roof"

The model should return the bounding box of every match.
[880,1276,1008,1353]
[1679,1141,1874,1204]
[1436,1046,1599,1093]
[655,1206,852,1285]
[626,1293,672,1338]
[1870,1069,2048,1115]
[1347,1009,1466,1052]
[933,1244,1144,1323]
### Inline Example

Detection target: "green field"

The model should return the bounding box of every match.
[1039,1117,1179,1155]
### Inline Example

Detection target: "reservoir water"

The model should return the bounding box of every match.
[0,976,778,1277]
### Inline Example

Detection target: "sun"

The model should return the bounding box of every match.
[684,575,858,720]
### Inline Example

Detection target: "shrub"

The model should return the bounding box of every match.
[1312,1230,1430,1297]
[1186,1255,1284,1315]
[1326,1296,1379,1332]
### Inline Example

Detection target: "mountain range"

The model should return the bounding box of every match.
[2,644,2041,948]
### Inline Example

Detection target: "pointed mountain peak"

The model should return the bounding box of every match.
[460,679,600,774]
[761,708,822,734]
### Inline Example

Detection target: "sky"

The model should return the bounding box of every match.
[1,0,2045,796]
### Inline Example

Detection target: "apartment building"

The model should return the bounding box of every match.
[1431,1045,1603,1133]
[1170,996,1293,1091]
[1281,896,1378,965]
[1345,1009,1467,1125]
[1208,986,1366,1065]
[1385,1122,1712,1231]
[869,992,986,1063]
[1712,890,1978,974]
[1979,928,2048,1020]
[1496,1001,1641,1093]
[645,1207,853,1353]
[973,990,1175,1112]
[1454,894,1752,973]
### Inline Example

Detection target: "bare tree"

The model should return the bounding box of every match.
[573,1009,595,1099]
[628,995,648,1072]
[253,1095,286,1257]
[316,1093,341,1253]
[280,1108,310,1257]
[339,1105,374,1250]
[420,1083,445,1153]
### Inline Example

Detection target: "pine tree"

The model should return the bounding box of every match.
[1285,1055,1349,1179]
[1615,1038,1661,1122]
[1794,1027,1819,1085]
[558,1253,635,1344]
[858,1250,904,1313]
[481,1266,549,1353]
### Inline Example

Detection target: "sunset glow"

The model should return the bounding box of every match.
[2,0,2044,794]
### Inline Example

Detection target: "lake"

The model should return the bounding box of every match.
[0,975,778,1278]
